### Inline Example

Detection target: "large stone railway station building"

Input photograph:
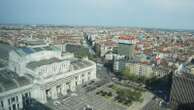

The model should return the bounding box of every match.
[0,45,96,110]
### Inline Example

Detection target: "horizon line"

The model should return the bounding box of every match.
[0,23,194,32]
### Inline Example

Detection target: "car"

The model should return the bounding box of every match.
[112,77,117,81]
[158,90,163,94]
[89,80,95,85]
[83,105,93,110]
[71,93,78,96]
[96,83,102,88]
[97,63,103,67]
[53,101,61,106]
[83,84,87,88]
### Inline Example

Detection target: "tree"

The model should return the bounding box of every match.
[121,67,138,81]
[121,67,151,83]
[75,47,90,58]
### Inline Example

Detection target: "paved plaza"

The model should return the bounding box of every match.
[44,64,154,110]
[46,83,128,110]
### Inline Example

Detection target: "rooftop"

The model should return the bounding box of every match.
[15,46,60,56]
[71,60,93,70]
[119,35,135,40]
[0,43,16,60]
[0,69,33,93]
[20,39,46,46]
[26,57,64,70]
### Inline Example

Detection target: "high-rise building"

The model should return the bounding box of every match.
[170,64,194,110]
[117,35,135,59]
[118,44,134,59]
[113,59,127,72]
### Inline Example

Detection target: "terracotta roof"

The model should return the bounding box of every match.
[119,35,135,40]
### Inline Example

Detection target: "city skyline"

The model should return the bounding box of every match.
[0,0,194,30]
[0,19,194,110]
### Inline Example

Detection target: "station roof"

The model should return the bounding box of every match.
[15,46,60,56]
[26,57,64,70]
[21,40,46,46]
[26,57,94,71]
[71,60,93,70]
[0,69,33,93]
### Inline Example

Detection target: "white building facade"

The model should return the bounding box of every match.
[0,45,96,110]
[127,63,153,78]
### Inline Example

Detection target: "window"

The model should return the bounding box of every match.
[82,79,85,84]
[16,96,18,102]
[88,72,91,80]
[75,81,78,86]
[66,82,70,85]
[28,92,31,104]
[0,100,3,108]
[12,104,16,110]
[22,92,32,106]
[17,104,19,109]
[29,92,31,97]
[22,94,25,100]
[25,93,28,98]
[8,99,11,105]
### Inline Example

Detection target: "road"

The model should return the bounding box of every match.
[83,39,95,55]
[96,65,112,82]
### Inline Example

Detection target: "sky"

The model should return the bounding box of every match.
[0,0,194,29]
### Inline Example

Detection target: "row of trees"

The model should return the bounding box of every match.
[109,84,143,105]
[121,67,148,83]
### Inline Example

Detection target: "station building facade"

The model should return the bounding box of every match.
[0,45,96,110]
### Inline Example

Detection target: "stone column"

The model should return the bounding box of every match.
[51,87,58,99]
[85,73,88,82]
[41,89,47,103]
[32,86,47,104]
[70,79,76,91]
[3,97,9,110]
[92,69,97,80]
[61,84,67,96]
[18,94,23,109]
[78,75,81,85]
